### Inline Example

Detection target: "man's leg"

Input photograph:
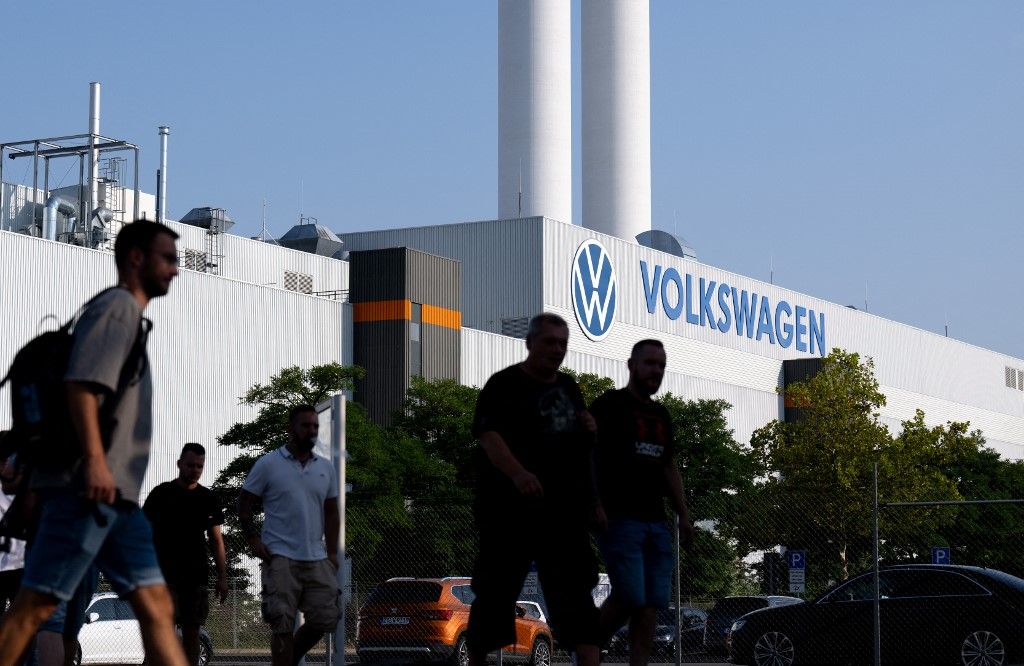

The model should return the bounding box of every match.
[535,525,601,666]
[626,607,657,666]
[598,596,631,645]
[271,631,295,666]
[467,525,531,666]
[126,585,187,666]
[0,589,60,666]
[291,624,323,665]
[180,624,201,666]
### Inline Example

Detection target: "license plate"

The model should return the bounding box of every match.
[381,617,410,625]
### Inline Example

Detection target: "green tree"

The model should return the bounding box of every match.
[738,350,963,593]
[562,368,616,406]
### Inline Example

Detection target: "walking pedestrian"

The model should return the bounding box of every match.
[466,313,603,666]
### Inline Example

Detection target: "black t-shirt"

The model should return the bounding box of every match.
[472,364,593,518]
[143,481,223,584]
[590,388,675,522]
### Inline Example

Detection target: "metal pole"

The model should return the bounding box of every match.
[674,515,682,666]
[158,126,169,223]
[43,157,50,238]
[0,147,5,231]
[231,579,238,649]
[32,142,39,230]
[78,153,86,234]
[873,464,881,666]
[133,146,140,220]
[332,394,347,666]
[88,82,100,215]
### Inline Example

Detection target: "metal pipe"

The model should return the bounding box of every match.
[88,82,100,215]
[133,146,140,220]
[43,157,50,213]
[44,195,77,241]
[158,126,169,223]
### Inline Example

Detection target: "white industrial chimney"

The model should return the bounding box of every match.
[582,0,651,241]
[498,0,572,225]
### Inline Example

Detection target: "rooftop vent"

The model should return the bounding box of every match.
[179,207,234,233]
[636,229,697,260]
[278,217,344,258]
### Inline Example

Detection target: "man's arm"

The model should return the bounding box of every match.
[478,431,543,498]
[324,498,340,567]
[207,524,229,603]
[664,460,695,549]
[237,490,271,561]
[67,382,115,504]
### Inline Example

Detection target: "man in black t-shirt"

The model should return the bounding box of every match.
[144,443,227,666]
[590,339,694,666]
[467,313,602,666]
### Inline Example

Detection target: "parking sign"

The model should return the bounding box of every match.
[931,547,951,565]
[787,550,806,570]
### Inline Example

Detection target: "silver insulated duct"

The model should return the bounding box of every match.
[43,196,77,241]
[157,126,169,224]
[87,82,101,215]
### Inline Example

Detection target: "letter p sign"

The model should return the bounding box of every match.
[931,547,951,565]
[787,550,806,570]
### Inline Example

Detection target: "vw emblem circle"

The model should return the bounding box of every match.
[571,239,617,341]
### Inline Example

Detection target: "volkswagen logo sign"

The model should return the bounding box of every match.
[571,239,617,341]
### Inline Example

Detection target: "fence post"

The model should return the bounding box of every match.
[872,463,881,666]
[231,578,237,649]
[674,516,681,666]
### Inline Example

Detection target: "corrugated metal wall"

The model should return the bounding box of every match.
[340,218,544,333]
[0,231,348,501]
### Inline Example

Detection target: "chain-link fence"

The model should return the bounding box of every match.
[32,472,1022,666]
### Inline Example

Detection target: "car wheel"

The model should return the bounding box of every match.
[961,630,1005,666]
[449,635,469,666]
[198,634,213,666]
[752,631,794,666]
[529,638,551,666]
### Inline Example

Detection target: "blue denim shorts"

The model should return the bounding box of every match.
[22,491,164,601]
[598,519,674,609]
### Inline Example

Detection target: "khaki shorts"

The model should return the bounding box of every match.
[261,556,340,634]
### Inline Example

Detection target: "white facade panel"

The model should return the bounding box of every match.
[0,231,348,500]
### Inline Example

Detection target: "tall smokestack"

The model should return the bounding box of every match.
[87,82,101,215]
[157,126,169,223]
[498,0,571,225]
[582,0,651,241]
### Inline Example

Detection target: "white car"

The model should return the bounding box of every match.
[75,592,213,666]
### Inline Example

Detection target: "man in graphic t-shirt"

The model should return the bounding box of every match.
[467,313,602,666]
[144,443,228,666]
[590,339,694,666]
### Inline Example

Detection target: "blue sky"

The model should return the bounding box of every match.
[3,1,1022,359]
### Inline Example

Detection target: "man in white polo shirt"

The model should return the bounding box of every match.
[239,405,340,666]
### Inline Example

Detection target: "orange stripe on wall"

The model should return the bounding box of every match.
[353,299,411,323]
[422,304,461,330]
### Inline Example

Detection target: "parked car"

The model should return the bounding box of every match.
[728,565,1024,666]
[703,595,802,655]
[357,577,553,666]
[517,601,547,624]
[74,592,213,666]
[605,606,707,657]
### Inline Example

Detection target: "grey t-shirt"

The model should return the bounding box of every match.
[35,288,152,504]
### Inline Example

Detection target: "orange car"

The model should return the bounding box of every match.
[357,577,552,666]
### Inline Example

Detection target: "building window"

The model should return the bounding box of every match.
[501,316,531,339]
[1007,367,1019,390]
[284,271,313,294]
[410,302,422,377]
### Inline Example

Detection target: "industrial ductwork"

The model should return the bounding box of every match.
[43,196,77,241]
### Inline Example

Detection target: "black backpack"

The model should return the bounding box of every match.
[0,287,150,473]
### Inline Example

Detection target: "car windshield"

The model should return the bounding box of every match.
[367,581,442,604]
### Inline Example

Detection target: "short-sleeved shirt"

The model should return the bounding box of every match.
[472,364,592,519]
[0,492,26,572]
[35,289,152,504]
[143,481,224,585]
[590,388,675,522]
[242,446,338,561]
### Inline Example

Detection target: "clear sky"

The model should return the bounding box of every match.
[2,1,1022,359]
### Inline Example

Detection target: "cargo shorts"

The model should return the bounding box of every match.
[261,555,340,634]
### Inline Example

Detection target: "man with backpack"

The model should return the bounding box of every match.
[0,220,187,666]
